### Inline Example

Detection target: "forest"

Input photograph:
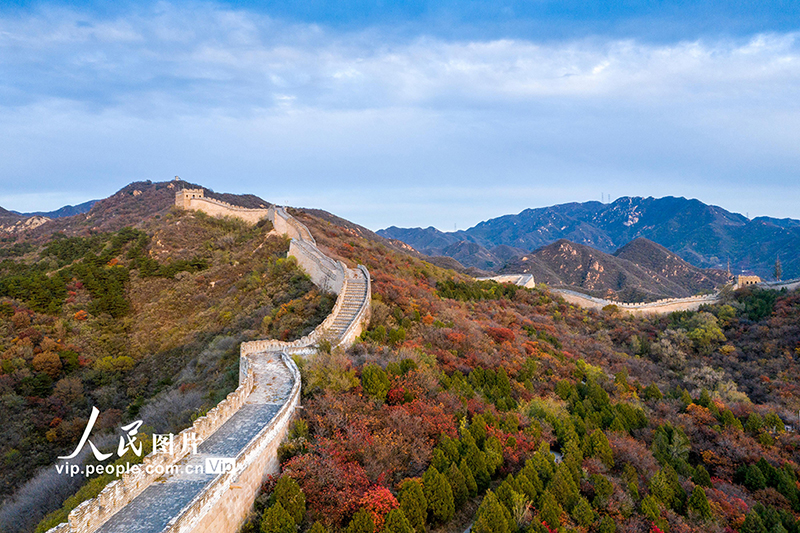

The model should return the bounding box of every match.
[236,210,800,533]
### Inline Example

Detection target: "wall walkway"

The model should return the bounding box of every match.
[47,193,371,533]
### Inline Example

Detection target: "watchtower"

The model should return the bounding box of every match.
[176,188,204,209]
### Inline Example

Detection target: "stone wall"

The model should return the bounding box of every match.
[554,289,720,315]
[164,353,301,533]
[50,369,256,533]
[46,191,371,533]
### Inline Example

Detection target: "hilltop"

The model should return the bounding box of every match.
[496,238,729,302]
[378,196,799,280]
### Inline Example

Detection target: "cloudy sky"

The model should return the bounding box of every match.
[1,1,798,230]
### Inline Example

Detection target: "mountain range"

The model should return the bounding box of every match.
[378,196,798,281]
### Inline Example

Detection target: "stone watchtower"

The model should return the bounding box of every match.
[176,188,204,209]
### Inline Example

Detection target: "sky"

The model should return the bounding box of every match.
[0,1,799,231]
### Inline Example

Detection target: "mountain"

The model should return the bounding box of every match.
[497,238,728,302]
[378,196,799,279]
[15,200,98,219]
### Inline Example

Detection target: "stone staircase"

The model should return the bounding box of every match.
[328,273,369,338]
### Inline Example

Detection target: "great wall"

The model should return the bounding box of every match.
[46,189,371,533]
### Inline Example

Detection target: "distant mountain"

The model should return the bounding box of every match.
[378,196,799,279]
[15,200,98,218]
[496,238,730,302]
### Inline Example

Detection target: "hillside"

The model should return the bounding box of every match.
[497,238,726,302]
[378,196,800,279]
[0,183,332,532]
[2,183,800,533]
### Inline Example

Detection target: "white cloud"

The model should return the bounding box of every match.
[0,3,799,229]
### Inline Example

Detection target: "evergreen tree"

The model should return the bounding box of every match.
[347,509,376,533]
[514,472,538,502]
[693,465,712,487]
[570,496,595,528]
[741,511,767,533]
[465,443,491,490]
[399,480,427,533]
[459,458,478,496]
[472,490,512,533]
[308,522,327,533]
[597,516,616,533]
[361,364,390,401]
[495,475,519,511]
[643,384,663,400]
[446,462,468,508]
[538,490,562,530]
[380,509,414,533]
[274,475,306,524]
[423,467,455,523]
[550,463,580,510]
[261,503,296,533]
[588,429,614,469]
[687,486,712,520]
[745,464,768,491]
[649,465,684,511]
[590,474,613,509]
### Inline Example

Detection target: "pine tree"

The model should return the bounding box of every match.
[380,509,414,533]
[538,490,562,530]
[687,486,712,520]
[570,496,595,528]
[472,490,512,533]
[308,522,327,533]
[597,516,616,533]
[465,443,491,490]
[261,503,296,533]
[446,462,468,508]
[745,464,767,491]
[514,472,538,502]
[459,458,478,497]
[741,510,767,533]
[347,509,376,533]
[495,475,519,511]
[550,463,580,510]
[361,364,390,401]
[693,465,712,488]
[423,467,455,523]
[399,480,427,533]
[274,475,306,524]
[588,429,614,469]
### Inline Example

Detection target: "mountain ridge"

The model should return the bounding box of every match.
[378,195,798,279]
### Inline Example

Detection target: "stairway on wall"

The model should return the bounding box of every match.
[328,273,369,339]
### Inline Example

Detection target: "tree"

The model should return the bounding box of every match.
[741,510,767,533]
[380,509,414,533]
[459,458,478,496]
[361,364,391,402]
[693,465,712,488]
[261,503,296,533]
[687,486,712,520]
[399,480,427,533]
[597,516,616,533]
[549,463,580,511]
[745,464,767,491]
[588,429,614,469]
[538,490,563,530]
[347,509,376,533]
[570,496,595,528]
[472,490,512,533]
[651,423,690,473]
[274,475,306,524]
[308,522,327,533]
[423,467,454,523]
[446,463,468,508]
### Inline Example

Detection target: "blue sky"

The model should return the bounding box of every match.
[1,1,799,230]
